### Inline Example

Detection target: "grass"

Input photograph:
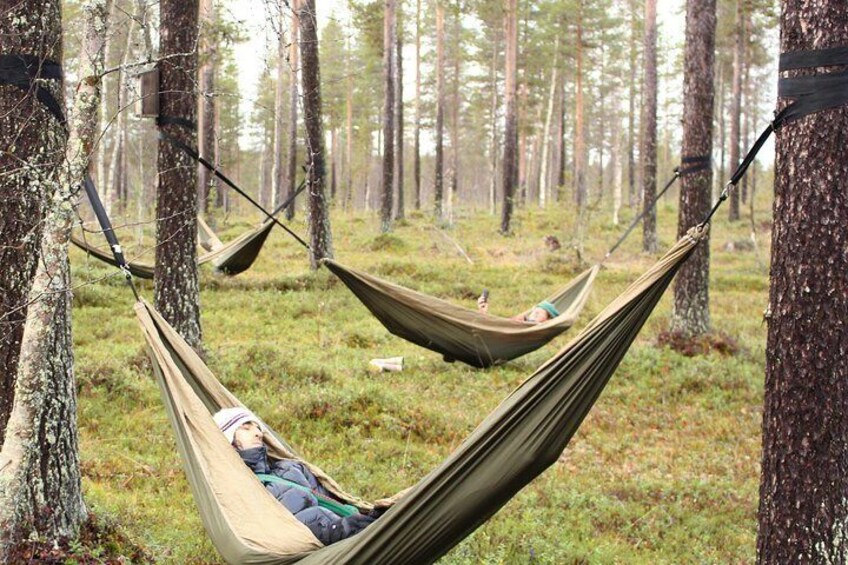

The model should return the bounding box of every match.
[71,187,772,563]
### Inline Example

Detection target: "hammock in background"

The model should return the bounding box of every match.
[137,226,706,564]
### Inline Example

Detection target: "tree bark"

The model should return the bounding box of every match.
[612,118,622,226]
[155,0,201,348]
[0,0,65,445]
[413,0,422,211]
[640,0,658,253]
[198,0,217,215]
[106,8,137,215]
[286,0,300,221]
[500,0,517,234]
[345,27,354,211]
[0,0,109,554]
[628,0,638,208]
[574,14,586,211]
[273,2,286,209]
[434,1,445,220]
[448,6,460,224]
[727,0,743,221]
[757,3,848,562]
[381,0,395,233]
[670,0,715,337]
[489,31,499,215]
[539,38,559,208]
[394,11,404,220]
[300,0,333,268]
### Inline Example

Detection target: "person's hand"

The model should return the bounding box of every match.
[477,295,489,313]
[342,513,376,535]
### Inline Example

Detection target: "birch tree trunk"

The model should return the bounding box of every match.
[106,9,138,215]
[670,0,715,337]
[0,0,64,444]
[640,0,658,253]
[757,3,848,561]
[500,0,517,234]
[300,0,333,268]
[0,0,109,554]
[155,0,201,348]
[381,0,395,233]
[286,0,300,221]
[538,38,559,208]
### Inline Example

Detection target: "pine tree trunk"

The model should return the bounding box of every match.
[757,3,848,561]
[0,0,64,444]
[449,6,460,223]
[286,0,300,221]
[434,2,445,220]
[612,118,622,226]
[299,0,333,268]
[574,15,586,210]
[714,61,725,203]
[500,0,517,234]
[556,70,566,195]
[198,0,216,215]
[273,2,286,208]
[0,0,109,554]
[670,0,715,337]
[627,0,638,208]
[489,32,499,215]
[381,0,395,233]
[345,29,354,211]
[394,13,404,220]
[640,0,658,253]
[155,0,201,348]
[727,0,743,221]
[539,39,559,208]
[106,10,136,215]
[413,0,422,211]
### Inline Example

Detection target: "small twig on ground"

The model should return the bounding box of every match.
[429,225,473,264]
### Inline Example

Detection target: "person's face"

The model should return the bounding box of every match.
[233,421,264,450]
[525,307,551,324]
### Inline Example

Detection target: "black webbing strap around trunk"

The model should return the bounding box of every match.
[0,53,65,125]
[678,155,711,176]
[156,116,312,251]
[701,45,848,225]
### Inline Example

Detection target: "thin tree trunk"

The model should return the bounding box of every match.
[500,0,517,234]
[714,61,725,203]
[0,0,107,554]
[381,0,395,233]
[612,118,623,226]
[273,1,286,208]
[394,10,404,220]
[628,0,638,208]
[574,13,586,211]
[154,0,201,348]
[286,0,300,221]
[556,69,567,196]
[489,31,499,215]
[0,0,65,444]
[757,2,848,561]
[330,128,337,202]
[670,0,715,336]
[413,0,422,211]
[198,0,216,214]
[448,5,460,223]
[727,0,743,221]
[345,26,354,211]
[106,10,136,216]
[539,38,559,208]
[640,0,658,253]
[434,2,445,220]
[299,0,333,268]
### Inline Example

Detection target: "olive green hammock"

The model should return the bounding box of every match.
[136,226,706,564]
[324,259,599,368]
[71,218,274,279]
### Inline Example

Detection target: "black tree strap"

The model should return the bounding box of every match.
[156,114,197,131]
[701,46,848,226]
[158,129,312,251]
[678,155,711,176]
[604,168,680,260]
[0,53,65,125]
[81,173,140,299]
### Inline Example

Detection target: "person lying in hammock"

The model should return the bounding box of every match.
[477,292,560,324]
[214,407,376,545]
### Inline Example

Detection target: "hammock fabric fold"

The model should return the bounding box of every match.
[72,220,274,279]
[137,226,705,564]
[323,259,600,368]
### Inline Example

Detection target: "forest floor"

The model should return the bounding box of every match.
[70,188,772,564]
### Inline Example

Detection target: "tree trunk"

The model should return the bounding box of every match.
[489,31,499,215]
[539,38,559,208]
[574,14,586,211]
[628,0,638,208]
[413,0,422,211]
[556,70,566,196]
[670,0,715,337]
[394,12,404,220]
[728,0,743,221]
[155,0,201,348]
[500,0,517,234]
[640,0,658,253]
[757,3,848,561]
[330,128,338,203]
[0,0,64,445]
[345,27,354,211]
[300,0,333,268]
[434,2,445,220]
[612,118,622,226]
[106,8,137,215]
[0,0,108,554]
[272,2,286,209]
[448,6,460,224]
[381,0,395,233]
[286,0,300,221]
[198,0,216,215]
[714,60,725,203]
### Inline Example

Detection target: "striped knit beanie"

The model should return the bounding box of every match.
[213,407,264,444]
